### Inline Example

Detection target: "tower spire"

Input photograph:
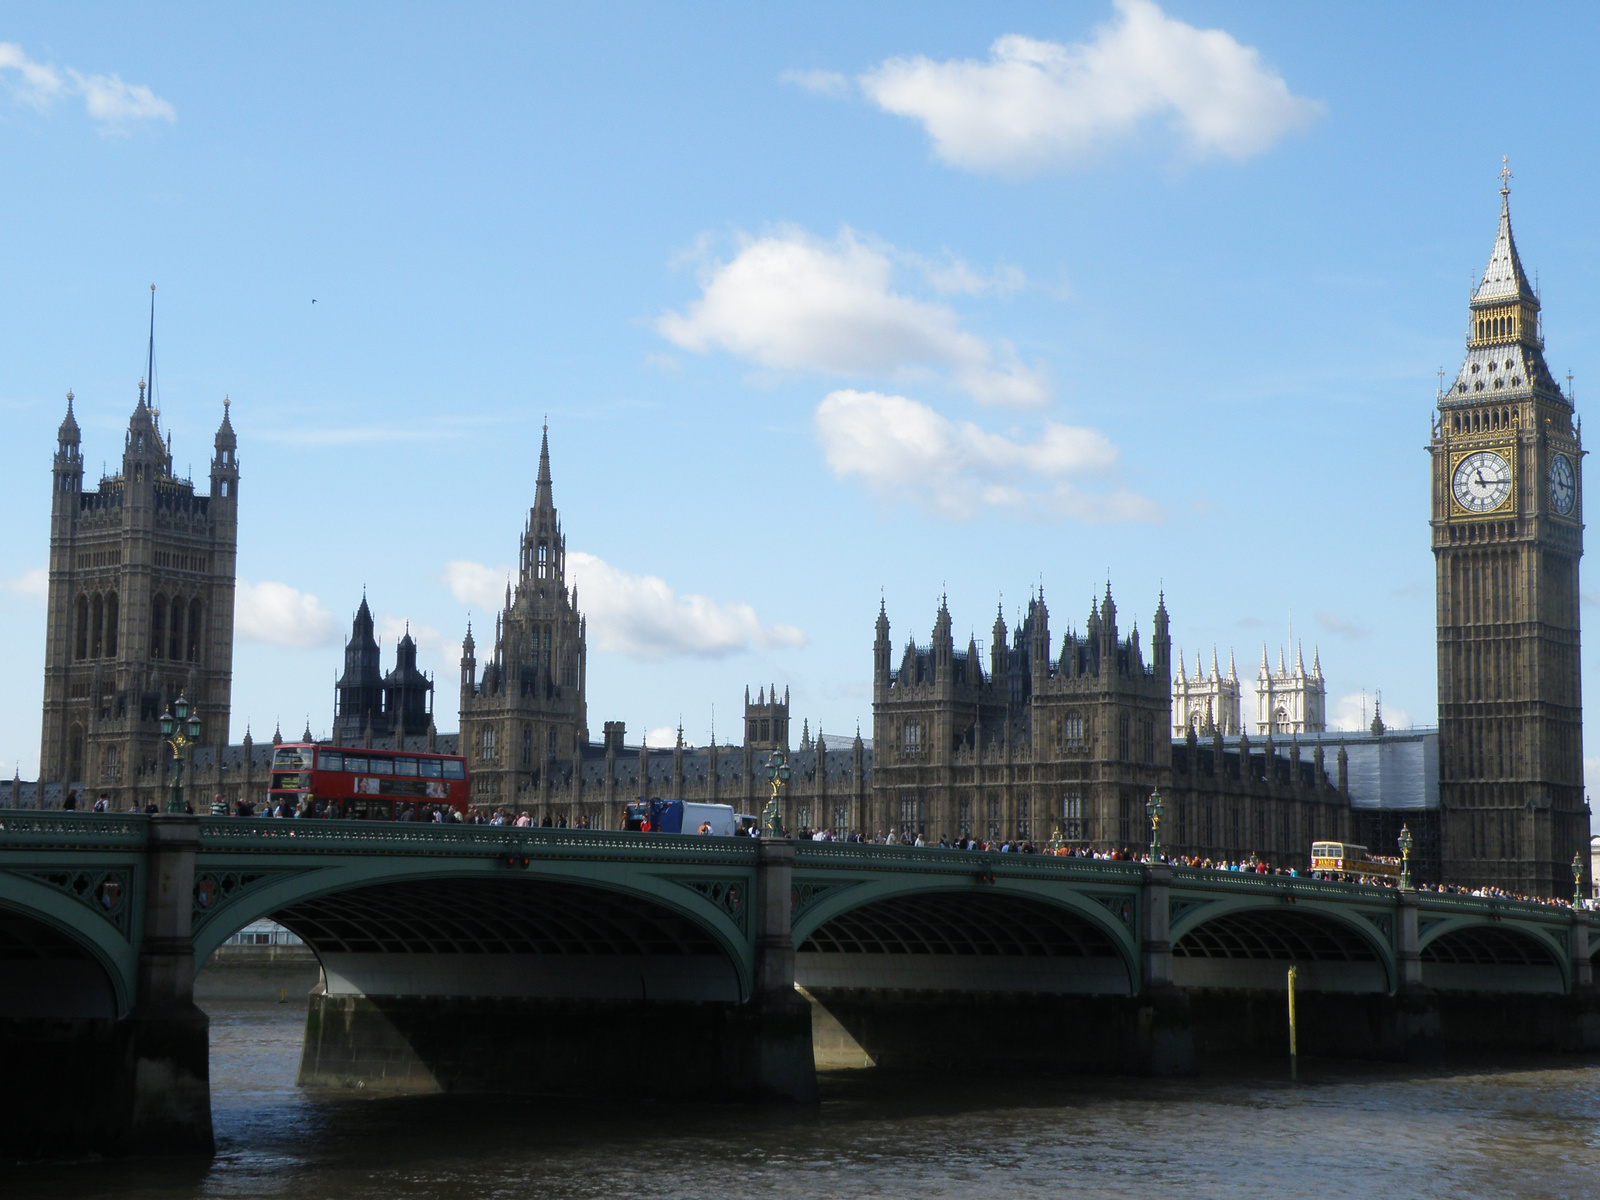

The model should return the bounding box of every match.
[535,418,553,510]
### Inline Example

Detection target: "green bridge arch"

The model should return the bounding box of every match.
[0,872,139,1017]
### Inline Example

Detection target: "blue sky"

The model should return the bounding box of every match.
[3,2,1600,825]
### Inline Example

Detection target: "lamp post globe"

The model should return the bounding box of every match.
[1398,824,1414,891]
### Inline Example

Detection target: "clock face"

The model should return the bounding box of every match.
[1452,450,1512,513]
[1549,452,1576,515]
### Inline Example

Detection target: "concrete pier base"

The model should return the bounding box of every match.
[0,1006,211,1160]
[298,990,816,1101]
[801,988,1195,1076]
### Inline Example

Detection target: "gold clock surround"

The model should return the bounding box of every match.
[1448,446,1516,517]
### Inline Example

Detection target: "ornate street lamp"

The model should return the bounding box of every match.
[1574,851,1586,907]
[762,749,790,838]
[159,694,202,815]
[1145,786,1165,861]
[1398,824,1414,891]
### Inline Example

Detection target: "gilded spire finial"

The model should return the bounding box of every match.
[1500,155,1512,200]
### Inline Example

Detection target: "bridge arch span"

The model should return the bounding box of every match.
[192,859,754,1003]
[0,874,132,1018]
[1417,918,1568,993]
[793,880,1137,996]
[1170,898,1396,993]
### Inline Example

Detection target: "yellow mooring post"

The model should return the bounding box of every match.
[1287,964,1300,1082]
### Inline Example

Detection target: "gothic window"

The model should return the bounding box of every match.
[537,542,549,578]
[100,745,120,785]
[760,719,771,742]
[104,592,118,658]
[903,721,923,754]
[958,797,972,833]
[748,720,758,743]
[832,803,848,832]
[187,599,204,662]
[1062,710,1086,751]
[547,726,557,755]
[68,724,84,785]
[1017,797,1030,841]
[986,797,1000,839]
[90,594,104,658]
[480,727,498,763]
[1062,792,1084,841]
[169,598,184,660]
[1141,715,1155,764]
[150,596,166,659]
[522,724,532,765]
[797,804,811,831]
[1119,794,1132,844]
[1117,713,1130,761]
[75,595,89,661]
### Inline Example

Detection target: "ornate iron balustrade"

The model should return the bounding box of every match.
[0,810,151,846]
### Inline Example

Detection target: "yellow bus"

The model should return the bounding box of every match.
[1310,841,1401,877]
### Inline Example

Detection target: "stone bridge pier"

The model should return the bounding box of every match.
[1,815,213,1158]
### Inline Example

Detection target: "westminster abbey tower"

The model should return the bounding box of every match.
[1430,168,1587,895]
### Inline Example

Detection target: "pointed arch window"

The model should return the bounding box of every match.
[90,594,104,658]
[75,595,90,661]
[104,592,118,658]
[169,597,184,660]
[187,599,204,662]
[150,595,166,659]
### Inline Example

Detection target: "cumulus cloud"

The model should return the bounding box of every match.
[814,389,1158,522]
[856,0,1320,175]
[235,581,338,650]
[0,567,48,603]
[1332,693,1411,733]
[657,226,1048,408]
[441,557,806,661]
[0,42,175,130]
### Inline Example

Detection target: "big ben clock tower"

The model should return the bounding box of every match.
[1430,163,1588,897]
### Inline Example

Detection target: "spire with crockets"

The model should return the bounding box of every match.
[521,419,565,592]
[1443,157,1565,408]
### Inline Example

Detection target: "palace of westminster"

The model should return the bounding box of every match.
[26,178,1592,896]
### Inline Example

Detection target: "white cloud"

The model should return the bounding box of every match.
[441,559,511,610]
[235,581,338,650]
[781,68,850,97]
[0,567,48,603]
[857,0,1321,175]
[1331,693,1411,733]
[814,389,1158,522]
[442,557,806,661]
[657,226,1048,408]
[0,42,174,130]
[645,726,678,748]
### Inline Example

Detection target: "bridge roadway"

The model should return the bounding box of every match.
[1,811,1597,1157]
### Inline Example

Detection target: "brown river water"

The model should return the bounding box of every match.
[6,995,1600,1199]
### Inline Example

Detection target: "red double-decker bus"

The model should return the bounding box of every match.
[267,743,470,819]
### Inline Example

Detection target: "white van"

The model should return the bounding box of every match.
[682,802,738,836]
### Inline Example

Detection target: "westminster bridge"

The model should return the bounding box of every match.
[2,812,1597,1157]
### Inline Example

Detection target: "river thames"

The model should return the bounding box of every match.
[7,995,1600,1199]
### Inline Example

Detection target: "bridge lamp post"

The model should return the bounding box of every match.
[1145,786,1164,862]
[1574,852,1586,907]
[159,694,202,815]
[1398,824,1414,891]
[762,750,790,839]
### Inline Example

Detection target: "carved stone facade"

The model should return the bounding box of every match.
[38,385,238,810]
[1430,177,1589,895]
[1254,644,1326,735]
[1172,648,1243,737]
[869,590,1348,861]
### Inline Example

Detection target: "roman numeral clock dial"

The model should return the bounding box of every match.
[1452,450,1512,513]
[1549,452,1576,515]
